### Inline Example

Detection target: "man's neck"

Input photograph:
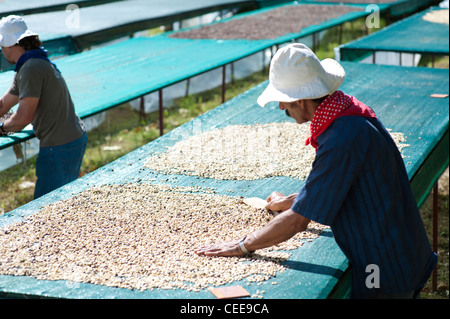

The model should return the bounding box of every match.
[11,47,26,64]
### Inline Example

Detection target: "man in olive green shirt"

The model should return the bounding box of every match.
[0,15,86,199]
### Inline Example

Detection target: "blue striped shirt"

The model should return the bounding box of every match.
[291,115,437,298]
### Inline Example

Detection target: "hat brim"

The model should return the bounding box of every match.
[0,29,38,47]
[18,29,38,42]
[257,58,345,107]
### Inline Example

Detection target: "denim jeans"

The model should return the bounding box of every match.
[34,132,87,199]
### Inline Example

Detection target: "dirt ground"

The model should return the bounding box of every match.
[421,166,449,298]
[438,167,449,196]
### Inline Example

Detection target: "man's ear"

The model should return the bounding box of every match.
[296,100,305,110]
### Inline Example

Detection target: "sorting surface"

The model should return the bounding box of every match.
[0,0,253,71]
[301,0,433,16]
[14,0,253,46]
[0,62,448,299]
[339,6,449,61]
[0,3,368,150]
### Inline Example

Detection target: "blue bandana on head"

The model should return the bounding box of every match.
[14,47,60,73]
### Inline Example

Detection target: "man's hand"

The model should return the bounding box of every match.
[195,210,310,258]
[194,239,245,257]
[0,96,38,134]
[0,92,19,118]
[266,191,297,213]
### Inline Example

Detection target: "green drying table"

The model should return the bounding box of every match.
[0,0,255,71]
[0,61,448,299]
[0,37,275,150]
[0,2,369,151]
[6,0,367,57]
[0,0,121,16]
[339,6,449,64]
[300,0,434,17]
[21,0,255,49]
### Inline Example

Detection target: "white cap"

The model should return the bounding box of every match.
[257,43,345,107]
[0,15,38,47]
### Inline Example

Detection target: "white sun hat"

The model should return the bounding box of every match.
[257,43,345,107]
[0,15,38,48]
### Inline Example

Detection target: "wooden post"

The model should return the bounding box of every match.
[222,65,226,104]
[139,96,146,123]
[185,78,190,97]
[312,33,316,52]
[432,182,438,291]
[159,89,164,136]
[231,63,235,85]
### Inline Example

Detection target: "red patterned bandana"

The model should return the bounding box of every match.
[305,90,377,150]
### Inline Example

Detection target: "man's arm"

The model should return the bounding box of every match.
[265,191,298,213]
[194,209,310,257]
[1,96,38,133]
[0,92,19,118]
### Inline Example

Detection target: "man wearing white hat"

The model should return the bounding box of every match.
[0,15,86,199]
[196,43,437,299]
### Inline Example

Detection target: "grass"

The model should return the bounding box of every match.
[420,176,450,299]
[0,14,448,299]
[418,55,450,69]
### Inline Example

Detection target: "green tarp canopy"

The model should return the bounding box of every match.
[0,61,448,299]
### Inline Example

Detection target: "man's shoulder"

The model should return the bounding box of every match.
[334,114,370,126]
[319,116,371,146]
[20,58,53,73]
